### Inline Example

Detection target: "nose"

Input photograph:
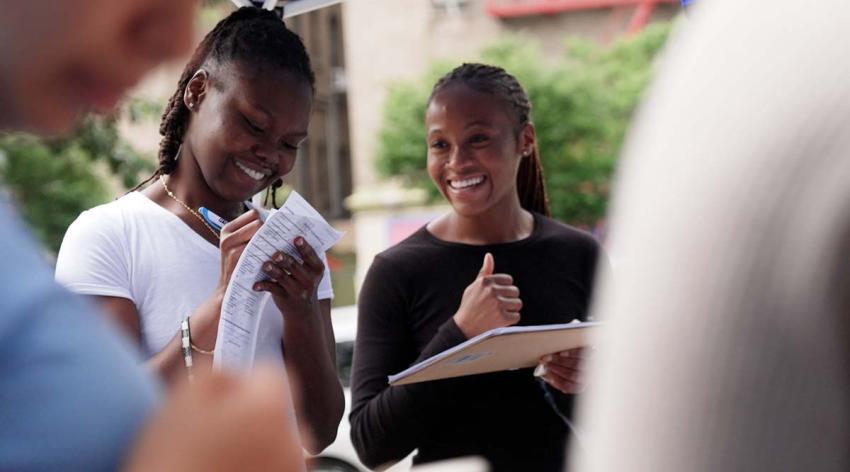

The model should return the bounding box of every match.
[447,145,472,170]
[251,141,278,165]
[251,141,295,176]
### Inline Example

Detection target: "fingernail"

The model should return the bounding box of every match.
[533,364,547,377]
[263,262,273,272]
[273,253,284,263]
[253,283,261,291]
[295,237,304,247]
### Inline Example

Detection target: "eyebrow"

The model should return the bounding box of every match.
[286,133,309,142]
[464,120,495,130]
[428,120,494,135]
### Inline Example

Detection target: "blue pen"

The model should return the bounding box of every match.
[199,201,267,231]
[198,207,228,232]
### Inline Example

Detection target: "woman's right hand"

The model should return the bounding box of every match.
[452,253,522,339]
[217,209,263,291]
[183,209,263,356]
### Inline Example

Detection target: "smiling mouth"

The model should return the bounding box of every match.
[235,160,271,182]
[449,175,485,190]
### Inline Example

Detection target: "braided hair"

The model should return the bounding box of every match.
[428,63,550,217]
[132,7,315,198]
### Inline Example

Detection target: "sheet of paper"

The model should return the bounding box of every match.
[213,191,343,371]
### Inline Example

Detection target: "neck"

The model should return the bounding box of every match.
[165,146,244,220]
[436,193,534,245]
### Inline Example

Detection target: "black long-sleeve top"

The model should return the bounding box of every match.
[350,214,602,471]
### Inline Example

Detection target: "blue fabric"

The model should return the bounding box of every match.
[0,198,159,471]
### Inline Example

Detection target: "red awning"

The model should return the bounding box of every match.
[486,0,675,18]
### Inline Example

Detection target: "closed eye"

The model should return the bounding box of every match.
[280,136,306,152]
[242,115,265,134]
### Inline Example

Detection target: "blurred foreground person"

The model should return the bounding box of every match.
[0,0,195,135]
[573,0,850,471]
[1,1,307,471]
[125,367,305,472]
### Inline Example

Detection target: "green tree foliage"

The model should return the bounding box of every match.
[375,23,672,225]
[0,115,153,253]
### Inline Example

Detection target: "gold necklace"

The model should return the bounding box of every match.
[159,175,220,240]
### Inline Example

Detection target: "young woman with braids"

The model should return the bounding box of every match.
[349,63,604,471]
[55,7,343,452]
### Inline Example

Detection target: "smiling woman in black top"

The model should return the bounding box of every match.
[350,63,604,471]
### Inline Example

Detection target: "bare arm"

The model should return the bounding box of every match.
[283,298,344,454]
[255,240,344,454]
[93,291,224,385]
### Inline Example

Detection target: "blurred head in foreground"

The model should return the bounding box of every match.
[0,0,197,135]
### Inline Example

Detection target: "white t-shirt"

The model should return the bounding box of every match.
[55,192,334,362]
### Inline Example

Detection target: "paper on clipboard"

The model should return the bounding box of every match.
[388,321,599,386]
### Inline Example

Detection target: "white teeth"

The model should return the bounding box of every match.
[235,161,266,181]
[450,176,484,189]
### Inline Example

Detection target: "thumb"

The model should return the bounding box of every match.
[478,252,494,277]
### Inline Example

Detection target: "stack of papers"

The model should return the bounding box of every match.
[213,191,343,371]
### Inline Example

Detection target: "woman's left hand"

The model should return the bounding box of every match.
[254,236,324,318]
[535,347,589,394]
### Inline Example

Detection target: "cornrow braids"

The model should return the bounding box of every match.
[131,7,315,192]
[429,63,550,217]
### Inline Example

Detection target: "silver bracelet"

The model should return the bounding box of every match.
[180,318,194,383]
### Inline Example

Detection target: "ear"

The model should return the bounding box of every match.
[518,122,536,158]
[183,69,210,112]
